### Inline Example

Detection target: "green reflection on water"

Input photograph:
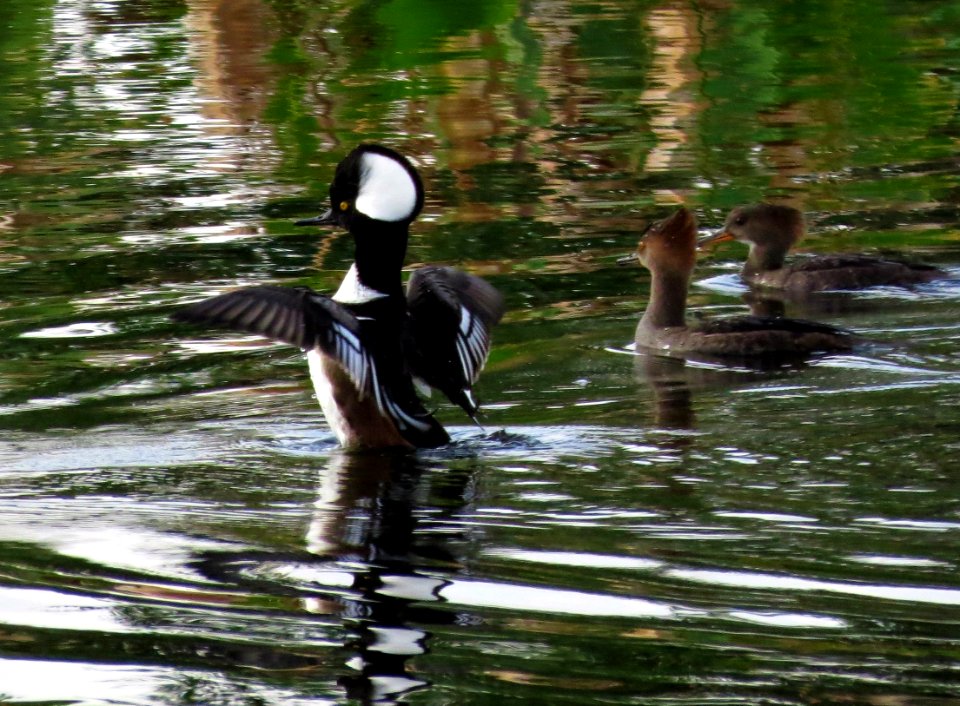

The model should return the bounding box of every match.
[2,0,960,704]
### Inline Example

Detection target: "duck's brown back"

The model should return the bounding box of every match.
[753,254,945,293]
[646,315,856,356]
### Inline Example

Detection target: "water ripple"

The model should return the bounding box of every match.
[667,568,960,606]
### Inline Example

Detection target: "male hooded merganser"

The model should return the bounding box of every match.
[173,144,504,450]
[699,203,946,293]
[632,207,854,356]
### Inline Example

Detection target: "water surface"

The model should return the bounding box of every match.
[2,0,960,704]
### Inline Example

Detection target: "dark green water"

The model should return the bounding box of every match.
[2,0,960,703]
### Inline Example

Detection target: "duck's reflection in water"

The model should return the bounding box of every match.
[742,287,887,319]
[634,347,812,433]
[635,351,697,430]
[194,450,474,704]
[742,291,787,319]
[305,451,472,704]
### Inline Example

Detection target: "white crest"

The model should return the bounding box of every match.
[355,151,418,222]
[333,263,389,304]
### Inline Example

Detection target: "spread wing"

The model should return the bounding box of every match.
[171,285,375,399]
[172,285,449,445]
[406,266,505,419]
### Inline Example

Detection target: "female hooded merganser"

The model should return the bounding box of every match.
[633,207,854,357]
[173,144,504,450]
[699,203,946,293]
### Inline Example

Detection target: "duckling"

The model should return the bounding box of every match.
[633,207,854,357]
[700,203,945,293]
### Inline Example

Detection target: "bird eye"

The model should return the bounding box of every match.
[734,215,747,226]
[339,200,349,211]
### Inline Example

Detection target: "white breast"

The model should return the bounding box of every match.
[332,263,388,304]
[307,349,352,446]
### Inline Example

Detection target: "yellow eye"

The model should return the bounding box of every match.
[339,200,349,211]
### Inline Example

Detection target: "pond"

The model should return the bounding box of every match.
[2,0,960,703]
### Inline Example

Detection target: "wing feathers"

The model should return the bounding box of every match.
[173,272,501,441]
[407,266,504,417]
[172,285,374,396]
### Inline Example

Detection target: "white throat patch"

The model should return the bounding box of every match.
[333,263,389,304]
[355,152,418,222]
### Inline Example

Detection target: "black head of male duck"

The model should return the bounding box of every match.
[633,207,854,357]
[173,144,504,451]
[295,143,425,299]
[297,143,425,230]
[699,203,945,293]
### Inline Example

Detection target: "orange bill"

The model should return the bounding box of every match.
[697,229,736,249]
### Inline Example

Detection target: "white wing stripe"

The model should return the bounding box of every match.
[455,337,473,381]
[467,330,484,363]
[468,336,483,373]
[459,307,473,336]
[338,325,362,353]
[332,321,372,399]
[329,316,433,434]
[454,304,493,384]
[369,365,387,415]
[385,396,432,432]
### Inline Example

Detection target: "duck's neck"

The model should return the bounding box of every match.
[743,242,787,278]
[350,223,409,300]
[639,269,689,331]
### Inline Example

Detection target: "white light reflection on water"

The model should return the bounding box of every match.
[0,502,240,580]
[120,221,264,246]
[486,548,663,570]
[20,321,117,338]
[812,354,960,376]
[667,568,960,605]
[0,586,129,633]
[475,547,957,614]
[267,550,849,629]
[439,578,678,619]
[74,280,267,313]
[727,611,846,629]
[0,377,185,417]
[714,511,819,523]
[174,335,285,355]
[0,427,221,474]
[0,659,166,706]
[856,517,960,531]
[48,0,190,120]
[0,658,336,706]
[370,574,845,629]
[694,272,749,296]
[847,554,951,568]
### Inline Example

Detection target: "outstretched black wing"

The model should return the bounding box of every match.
[406,266,505,419]
[172,285,375,399]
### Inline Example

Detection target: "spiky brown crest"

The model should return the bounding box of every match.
[636,207,698,276]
